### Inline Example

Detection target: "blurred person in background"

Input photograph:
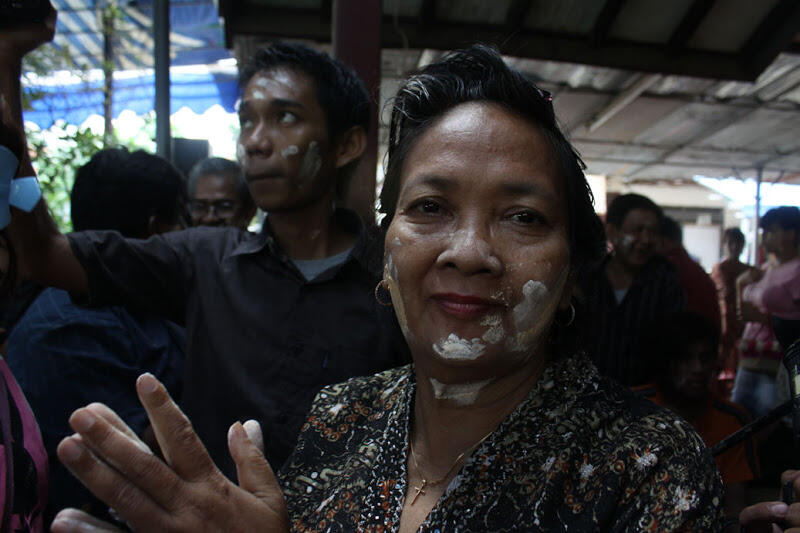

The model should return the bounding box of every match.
[4,148,187,526]
[188,157,256,230]
[659,216,721,330]
[733,206,800,419]
[634,311,757,525]
[712,228,751,379]
[580,193,684,386]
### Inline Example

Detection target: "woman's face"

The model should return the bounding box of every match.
[384,102,572,381]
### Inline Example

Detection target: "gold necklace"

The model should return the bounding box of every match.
[408,429,494,505]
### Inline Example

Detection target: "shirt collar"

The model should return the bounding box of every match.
[229,208,383,278]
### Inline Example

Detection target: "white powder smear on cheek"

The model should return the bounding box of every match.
[433,334,485,360]
[297,141,322,185]
[429,377,492,406]
[512,280,549,331]
[384,254,411,339]
[481,314,504,344]
[236,142,246,163]
[281,145,299,158]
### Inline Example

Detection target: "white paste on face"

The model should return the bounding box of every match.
[512,280,549,331]
[384,253,410,339]
[481,314,504,344]
[439,229,501,272]
[392,237,402,247]
[433,333,486,360]
[255,77,271,88]
[236,142,246,164]
[252,89,266,100]
[297,140,322,185]
[281,144,299,158]
[429,377,492,406]
[619,233,635,251]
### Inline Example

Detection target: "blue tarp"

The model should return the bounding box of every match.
[23,0,237,128]
[50,0,231,69]
[24,69,240,128]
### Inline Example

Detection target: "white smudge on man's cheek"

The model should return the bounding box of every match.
[433,333,486,360]
[297,141,322,185]
[429,377,492,406]
[281,145,299,158]
[236,142,246,163]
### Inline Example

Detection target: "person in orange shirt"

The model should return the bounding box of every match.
[635,311,759,523]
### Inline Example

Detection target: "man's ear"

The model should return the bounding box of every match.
[334,125,367,170]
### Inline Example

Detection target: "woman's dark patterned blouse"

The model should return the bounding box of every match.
[279,354,724,532]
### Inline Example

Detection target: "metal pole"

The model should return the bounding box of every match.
[754,166,762,264]
[332,0,381,224]
[154,0,170,160]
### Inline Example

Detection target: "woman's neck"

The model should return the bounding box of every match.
[410,354,547,472]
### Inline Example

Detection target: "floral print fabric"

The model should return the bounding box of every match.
[280,354,724,532]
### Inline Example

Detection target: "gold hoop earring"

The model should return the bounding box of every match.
[374,279,392,306]
[558,303,575,327]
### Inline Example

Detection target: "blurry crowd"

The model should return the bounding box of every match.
[0,18,799,532]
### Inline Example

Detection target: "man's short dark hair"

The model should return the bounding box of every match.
[239,42,370,141]
[660,216,682,244]
[188,157,253,209]
[760,206,800,244]
[606,193,663,228]
[71,148,187,238]
[723,227,745,247]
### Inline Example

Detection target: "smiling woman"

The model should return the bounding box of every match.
[52,46,725,533]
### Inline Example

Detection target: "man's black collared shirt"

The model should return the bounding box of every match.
[68,210,408,477]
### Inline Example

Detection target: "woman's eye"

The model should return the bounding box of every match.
[510,210,544,225]
[278,112,298,125]
[416,200,441,214]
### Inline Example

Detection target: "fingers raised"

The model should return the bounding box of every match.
[56,435,173,530]
[136,372,217,481]
[51,508,125,533]
[739,501,788,528]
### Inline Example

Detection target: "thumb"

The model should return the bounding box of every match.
[228,421,284,504]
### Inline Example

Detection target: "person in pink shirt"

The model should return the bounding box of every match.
[733,206,800,418]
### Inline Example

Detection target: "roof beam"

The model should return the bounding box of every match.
[222,9,754,80]
[741,0,800,78]
[667,0,716,52]
[590,0,627,47]
[573,138,794,162]
[585,73,660,132]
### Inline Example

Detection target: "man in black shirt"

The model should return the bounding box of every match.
[580,194,683,385]
[1,35,407,477]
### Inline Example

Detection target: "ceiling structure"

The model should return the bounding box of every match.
[220,0,800,185]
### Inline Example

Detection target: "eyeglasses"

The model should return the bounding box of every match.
[190,199,237,218]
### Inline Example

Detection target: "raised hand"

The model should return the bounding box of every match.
[51,373,289,532]
[739,470,800,532]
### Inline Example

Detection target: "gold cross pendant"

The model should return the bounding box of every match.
[410,479,427,504]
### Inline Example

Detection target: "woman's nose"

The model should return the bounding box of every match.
[436,224,502,276]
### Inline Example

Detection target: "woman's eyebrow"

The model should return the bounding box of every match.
[499,181,558,203]
[404,174,454,191]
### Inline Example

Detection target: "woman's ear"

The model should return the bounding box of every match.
[334,126,367,169]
